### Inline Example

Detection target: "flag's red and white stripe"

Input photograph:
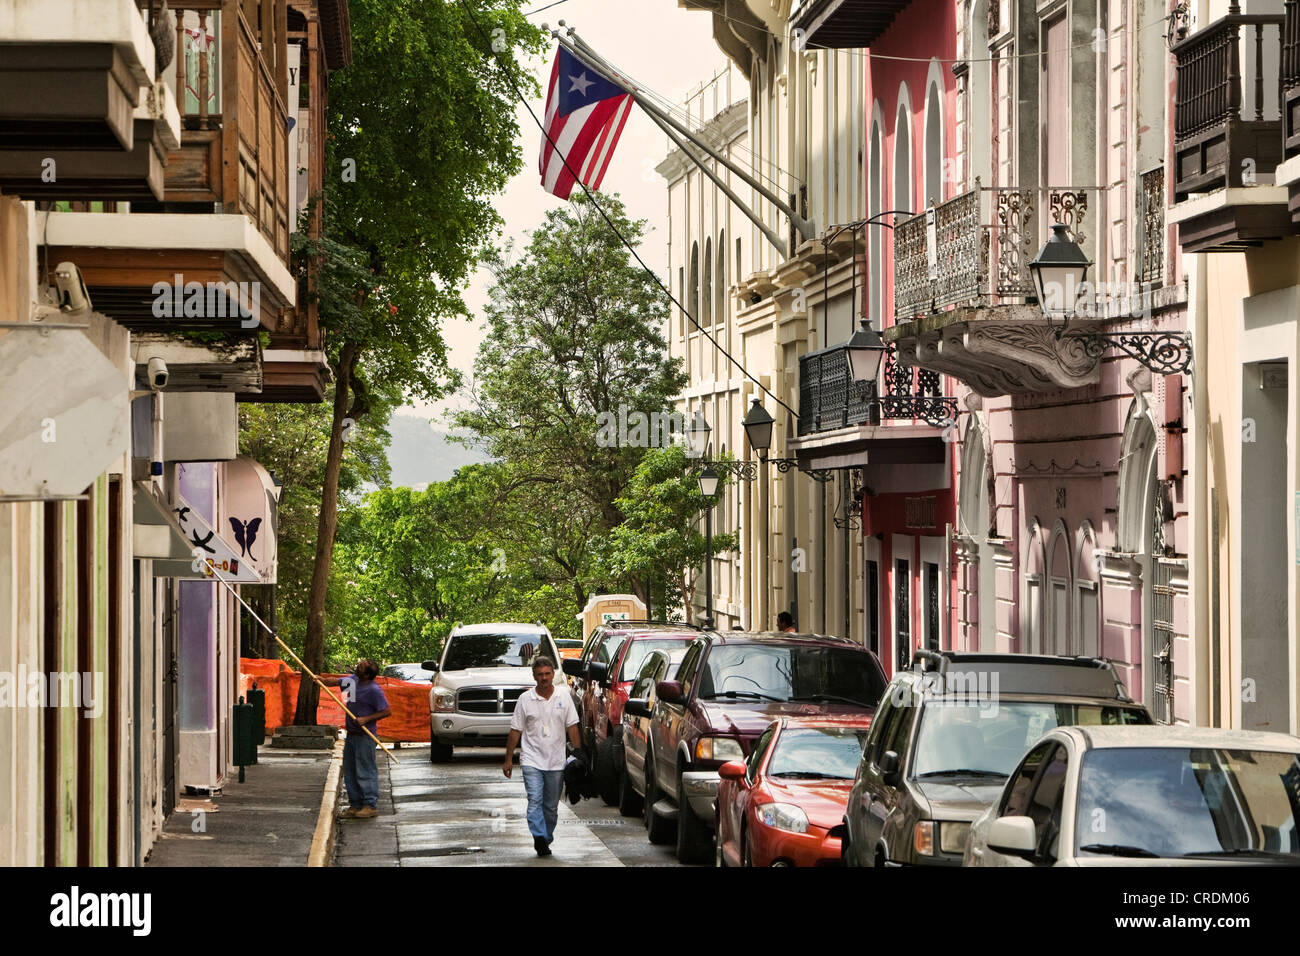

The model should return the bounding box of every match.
[539,50,633,200]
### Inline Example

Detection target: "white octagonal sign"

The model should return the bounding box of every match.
[0,328,129,497]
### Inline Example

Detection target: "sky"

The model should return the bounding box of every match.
[402,0,734,423]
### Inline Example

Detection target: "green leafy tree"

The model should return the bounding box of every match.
[291,0,544,722]
[600,445,740,624]
[454,192,687,610]
[237,389,393,661]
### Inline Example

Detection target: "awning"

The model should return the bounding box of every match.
[136,481,259,582]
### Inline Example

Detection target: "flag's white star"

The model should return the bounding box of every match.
[568,72,594,96]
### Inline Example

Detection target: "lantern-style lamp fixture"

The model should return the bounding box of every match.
[741,399,775,457]
[844,320,889,383]
[1028,223,1092,326]
[684,411,711,459]
[697,464,720,498]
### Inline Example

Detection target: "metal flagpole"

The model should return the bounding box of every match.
[554,29,816,242]
[207,568,399,764]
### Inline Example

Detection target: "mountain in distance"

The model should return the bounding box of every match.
[386,413,489,488]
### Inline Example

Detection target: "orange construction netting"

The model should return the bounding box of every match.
[239,658,432,742]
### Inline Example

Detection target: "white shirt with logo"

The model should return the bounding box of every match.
[510,686,578,771]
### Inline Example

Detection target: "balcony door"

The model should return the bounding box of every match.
[1041,12,1070,190]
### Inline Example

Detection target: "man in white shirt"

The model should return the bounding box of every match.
[503,655,581,856]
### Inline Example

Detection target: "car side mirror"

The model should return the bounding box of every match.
[588,662,609,685]
[718,760,746,782]
[561,658,585,679]
[879,750,901,786]
[624,698,652,719]
[420,660,439,673]
[655,680,684,704]
[986,816,1038,858]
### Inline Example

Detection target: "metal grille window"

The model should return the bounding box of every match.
[1152,562,1176,724]
[1139,165,1165,286]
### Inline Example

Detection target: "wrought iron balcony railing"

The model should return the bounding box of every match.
[893,183,1101,320]
[1172,8,1284,199]
[797,342,956,436]
[1138,165,1165,285]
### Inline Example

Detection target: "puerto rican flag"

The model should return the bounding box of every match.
[539,46,633,199]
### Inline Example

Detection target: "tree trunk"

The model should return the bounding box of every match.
[293,341,358,725]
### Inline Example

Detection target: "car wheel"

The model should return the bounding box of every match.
[595,736,619,806]
[645,754,675,846]
[874,847,887,868]
[429,734,453,764]
[675,770,713,865]
[617,765,643,817]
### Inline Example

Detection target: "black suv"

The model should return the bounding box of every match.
[841,651,1152,867]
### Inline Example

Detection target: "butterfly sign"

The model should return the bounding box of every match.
[228,517,262,560]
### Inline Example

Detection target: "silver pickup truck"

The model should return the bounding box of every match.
[422,623,561,762]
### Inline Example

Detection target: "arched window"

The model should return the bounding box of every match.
[689,242,700,326]
[924,68,944,207]
[702,237,713,326]
[893,92,913,222]
[1075,522,1101,658]
[958,415,996,651]
[716,231,726,327]
[868,108,884,325]
[1023,518,1047,653]
[1047,520,1072,655]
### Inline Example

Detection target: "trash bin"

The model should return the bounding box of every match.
[233,696,257,782]
[247,682,266,753]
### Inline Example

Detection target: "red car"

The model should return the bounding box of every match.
[715,715,873,867]
[564,622,700,805]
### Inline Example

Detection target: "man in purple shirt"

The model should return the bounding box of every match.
[321,659,391,819]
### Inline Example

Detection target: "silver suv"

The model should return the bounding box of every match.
[422,623,560,762]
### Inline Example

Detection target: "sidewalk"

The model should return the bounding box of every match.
[334,746,624,867]
[145,745,338,866]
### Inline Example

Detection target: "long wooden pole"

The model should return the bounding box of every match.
[209,569,398,763]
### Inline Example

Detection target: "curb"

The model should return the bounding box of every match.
[308,739,344,867]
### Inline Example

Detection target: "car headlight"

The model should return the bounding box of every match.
[432,690,456,713]
[914,820,935,856]
[757,802,809,834]
[940,822,970,855]
[695,736,744,762]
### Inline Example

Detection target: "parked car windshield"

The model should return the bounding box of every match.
[913,702,1147,778]
[766,726,871,780]
[443,634,550,670]
[697,645,886,707]
[1074,748,1300,860]
[619,637,696,680]
[381,663,433,683]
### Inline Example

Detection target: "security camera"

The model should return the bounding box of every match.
[147,356,169,391]
[53,261,92,314]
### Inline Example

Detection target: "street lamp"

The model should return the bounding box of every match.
[843,320,889,384]
[1027,222,1193,375]
[696,464,719,629]
[741,399,774,457]
[1027,222,1093,330]
[684,411,711,459]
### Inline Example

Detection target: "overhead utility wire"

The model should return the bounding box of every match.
[457,0,799,419]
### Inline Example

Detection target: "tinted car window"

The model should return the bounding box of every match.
[1075,747,1300,860]
[631,652,667,699]
[767,727,871,780]
[1001,741,1056,816]
[618,637,694,680]
[746,725,776,783]
[1027,745,1069,862]
[697,645,887,706]
[913,702,1146,779]
[594,634,628,668]
[443,634,551,670]
[676,642,704,699]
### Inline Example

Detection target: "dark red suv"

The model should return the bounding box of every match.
[562,621,700,804]
[627,630,888,864]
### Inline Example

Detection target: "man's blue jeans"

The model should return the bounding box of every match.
[343,733,379,809]
[521,766,563,842]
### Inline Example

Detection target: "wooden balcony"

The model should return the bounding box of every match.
[1285,0,1300,156]
[1170,8,1293,250]
[0,0,175,199]
[789,0,912,50]
[39,1,295,337]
